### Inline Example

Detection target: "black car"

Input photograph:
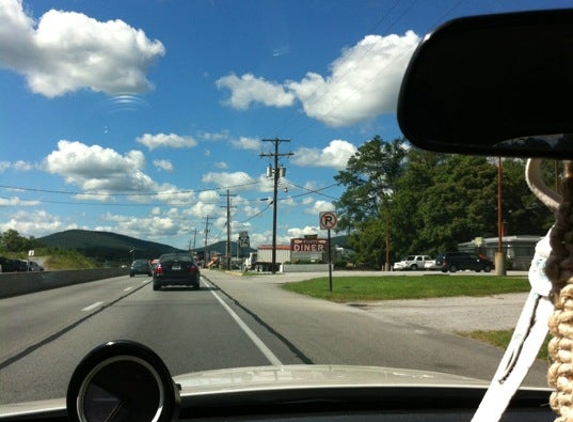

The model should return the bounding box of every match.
[0,257,21,272]
[153,253,200,291]
[129,259,152,277]
[435,252,494,273]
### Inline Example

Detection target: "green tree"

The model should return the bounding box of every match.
[0,229,27,252]
[334,136,406,233]
[390,149,448,257]
[412,155,498,254]
[500,158,554,235]
[334,139,557,268]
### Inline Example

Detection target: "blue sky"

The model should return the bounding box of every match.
[0,0,567,250]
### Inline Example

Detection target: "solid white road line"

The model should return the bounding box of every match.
[82,301,104,312]
[202,278,283,366]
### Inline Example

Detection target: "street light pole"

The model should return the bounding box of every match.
[495,157,507,275]
[385,206,390,271]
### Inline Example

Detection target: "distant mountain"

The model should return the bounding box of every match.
[330,235,350,248]
[39,229,186,262]
[190,240,256,258]
[38,230,350,263]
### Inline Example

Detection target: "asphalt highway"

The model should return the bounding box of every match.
[0,270,549,405]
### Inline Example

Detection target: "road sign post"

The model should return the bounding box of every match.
[319,212,338,292]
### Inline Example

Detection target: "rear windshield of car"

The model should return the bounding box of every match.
[160,254,193,263]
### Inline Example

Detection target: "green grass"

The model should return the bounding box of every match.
[281,275,530,302]
[44,252,96,269]
[457,329,550,361]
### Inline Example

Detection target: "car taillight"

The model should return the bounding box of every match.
[155,265,163,275]
[190,265,197,273]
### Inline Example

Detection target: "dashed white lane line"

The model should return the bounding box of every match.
[124,287,134,292]
[202,278,283,366]
[82,301,104,312]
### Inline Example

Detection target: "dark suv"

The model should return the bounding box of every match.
[435,252,494,273]
[130,259,152,277]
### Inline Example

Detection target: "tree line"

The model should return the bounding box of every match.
[333,136,555,269]
[0,229,44,254]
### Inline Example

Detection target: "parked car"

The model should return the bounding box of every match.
[435,252,494,273]
[17,260,44,271]
[392,255,433,271]
[16,260,29,271]
[129,259,152,277]
[27,261,44,271]
[153,253,200,291]
[0,257,21,272]
[424,259,438,270]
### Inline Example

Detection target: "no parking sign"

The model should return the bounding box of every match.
[319,211,338,230]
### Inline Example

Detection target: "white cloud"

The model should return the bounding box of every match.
[288,32,419,126]
[136,133,198,150]
[214,162,228,169]
[257,173,275,193]
[186,202,219,219]
[151,186,195,205]
[215,31,419,126]
[199,130,229,141]
[74,192,114,202]
[0,0,165,97]
[287,226,321,239]
[305,199,335,215]
[231,136,261,151]
[241,204,263,218]
[292,140,357,169]
[198,190,219,203]
[216,73,295,110]
[0,160,35,172]
[101,211,181,239]
[202,171,255,191]
[0,210,63,236]
[12,160,34,171]
[0,197,40,206]
[44,140,155,192]
[153,159,173,172]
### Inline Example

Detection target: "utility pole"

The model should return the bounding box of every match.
[221,189,236,269]
[260,138,293,274]
[188,228,197,251]
[203,216,211,267]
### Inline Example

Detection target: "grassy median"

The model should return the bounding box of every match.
[281,275,530,302]
[457,329,551,361]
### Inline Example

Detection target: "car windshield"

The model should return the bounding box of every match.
[0,0,567,413]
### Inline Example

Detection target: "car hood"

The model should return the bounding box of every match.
[173,364,489,396]
[0,364,534,418]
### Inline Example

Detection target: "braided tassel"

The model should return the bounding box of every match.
[546,166,573,421]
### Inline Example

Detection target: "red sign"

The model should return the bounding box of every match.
[290,238,328,252]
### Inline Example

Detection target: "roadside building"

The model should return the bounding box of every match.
[457,235,542,270]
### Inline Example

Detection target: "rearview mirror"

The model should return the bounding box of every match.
[397,9,573,159]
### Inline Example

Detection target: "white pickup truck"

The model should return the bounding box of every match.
[392,255,433,271]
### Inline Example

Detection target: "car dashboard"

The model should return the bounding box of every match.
[0,340,554,422]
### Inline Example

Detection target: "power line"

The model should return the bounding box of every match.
[0,181,260,197]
